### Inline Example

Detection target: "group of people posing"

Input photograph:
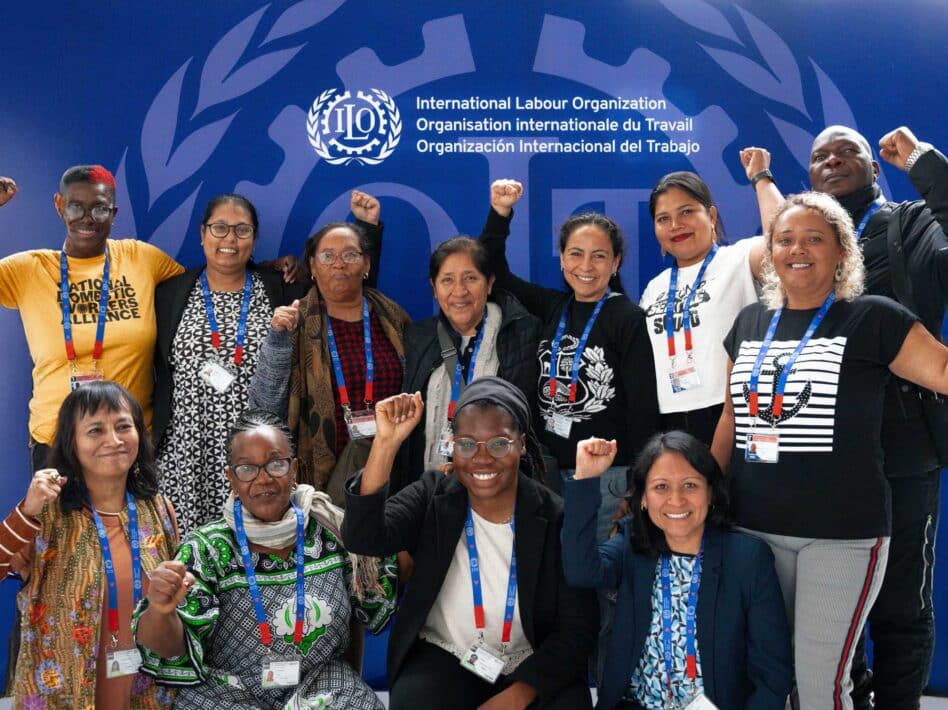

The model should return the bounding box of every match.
[0,121,944,709]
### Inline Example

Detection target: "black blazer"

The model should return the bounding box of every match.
[342,469,597,704]
[561,477,793,709]
[151,263,305,446]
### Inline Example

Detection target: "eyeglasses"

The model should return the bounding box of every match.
[453,437,517,460]
[315,250,363,266]
[63,202,116,223]
[205,222,255,239]
[228,457,293,482]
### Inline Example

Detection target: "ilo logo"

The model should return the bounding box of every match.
[306,88,402,166]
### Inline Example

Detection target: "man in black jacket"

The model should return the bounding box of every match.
[755,125,947,709]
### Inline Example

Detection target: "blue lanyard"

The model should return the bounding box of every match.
[548,290,610,403]
[447,308,487,420]
[664,245,718,359]
[60,247,111,363]
[325,298,374,409]
[234,498,307,647]
[747,292,835,420]
[855,196,886,238]
[660,539,703,696]
[200,270,253,366]
[464,504,518,647]
[88,490,141,640]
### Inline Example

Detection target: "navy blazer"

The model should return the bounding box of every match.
[343,469,598,705]
[561,477,792,710]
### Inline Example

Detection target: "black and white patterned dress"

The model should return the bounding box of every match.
[157,274,273,535]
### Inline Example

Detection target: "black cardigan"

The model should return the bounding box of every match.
[342,469,598,703]
[396,288,540,492]
[151,263,305,446]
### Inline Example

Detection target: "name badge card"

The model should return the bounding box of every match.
[106,648,143,678]
[745,431,779,463]
[436,422,454,457]
[260,655,301,688]
[460,643,505,683]
[70,371,105,392]
[546,412,574,439]
[199,360,237,393]
[346,409,377,439]
[669,358,701,393]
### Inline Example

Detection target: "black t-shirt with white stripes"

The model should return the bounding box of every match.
[723,295,917,539]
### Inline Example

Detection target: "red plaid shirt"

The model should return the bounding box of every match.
[328,312,403,454]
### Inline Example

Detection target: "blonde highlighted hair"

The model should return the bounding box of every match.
[759,191,866,309]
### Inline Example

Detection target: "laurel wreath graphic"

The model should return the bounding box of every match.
[116,1,345,252]
[658,0,862,173]
[306,88,402,166]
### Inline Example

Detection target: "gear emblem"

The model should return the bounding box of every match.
[306,88,402,165]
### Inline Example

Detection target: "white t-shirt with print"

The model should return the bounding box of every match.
[639,237,760,414]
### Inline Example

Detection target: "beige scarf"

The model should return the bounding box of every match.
[223,484,383,600]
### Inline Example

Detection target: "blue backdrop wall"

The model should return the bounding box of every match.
[1,0,946,692]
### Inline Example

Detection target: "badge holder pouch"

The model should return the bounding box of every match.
[669,354,701,394]
[199,357,237,393]
[745,427,779,463]
[105,632,143,679]
[70,362,104,392]
[344,404,377,439]
[459,634,505,683]
[260,650,301,688]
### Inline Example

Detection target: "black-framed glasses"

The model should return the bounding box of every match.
[228,457,293,482]
[63,202,116,223]
[453,437,517,460]
[205,222,255,240]
[315,250,363,266]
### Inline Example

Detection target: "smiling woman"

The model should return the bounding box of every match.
[561,431,792,709]
[399,236,540,489]
[711,192,948,708]
[479,179,660,546]
[1,381,179,709]
[343,378,598,709]
[152,193,304,535]
[135,408,397,708]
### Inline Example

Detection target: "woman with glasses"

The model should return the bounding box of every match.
[343,378,598,709]
[152,193,316,534]
[0,165,185,471]
[136,408,397,708]
[251,193,408,503]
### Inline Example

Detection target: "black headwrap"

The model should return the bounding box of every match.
[453,376,545,479]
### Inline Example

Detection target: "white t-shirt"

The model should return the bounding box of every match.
[639,237,760,413]
[419,509,533,673]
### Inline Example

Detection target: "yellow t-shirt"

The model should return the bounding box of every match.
[0,239,183,444]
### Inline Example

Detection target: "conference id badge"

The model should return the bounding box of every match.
[199,359,236,393]
[545,411,574,439]
[346,409,377,439]
[69,370,104,392]
[683,693,719,710]
[260,655,300,688]
[459,642,504,683]
[668,357,701,393]
[745,430,779,464]
[105,647,142,678]
[436,423,454,457]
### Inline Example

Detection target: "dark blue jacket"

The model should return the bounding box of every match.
[561,476,792,710]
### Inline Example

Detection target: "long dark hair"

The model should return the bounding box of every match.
[624,430,730,557]
[648,171,727,241]
[50,381,159,513]
[558,212,626,294]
